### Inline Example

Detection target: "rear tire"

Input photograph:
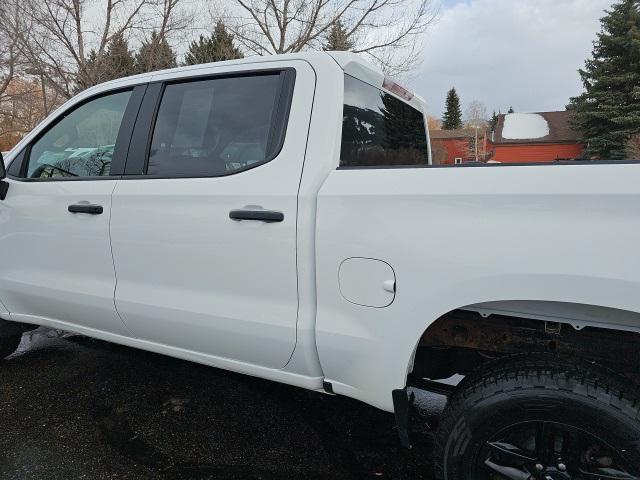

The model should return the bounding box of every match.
[434,354,640,479]
[0,334,22,359]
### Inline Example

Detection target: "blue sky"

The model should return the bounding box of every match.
[411,0,613,119]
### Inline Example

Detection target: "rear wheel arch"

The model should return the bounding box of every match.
[407,301,640,384]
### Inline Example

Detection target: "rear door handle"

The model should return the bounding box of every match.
[229,209,284,223]
[68,204,103,215]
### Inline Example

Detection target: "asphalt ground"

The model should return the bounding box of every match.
[0,328,445,480]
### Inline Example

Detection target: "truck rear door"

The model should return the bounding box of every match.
[110,61,315,368]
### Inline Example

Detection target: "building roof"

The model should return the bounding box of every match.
[429,128,478,139]
[493,111,581,144]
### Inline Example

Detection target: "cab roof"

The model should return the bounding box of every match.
[83,51,425,112]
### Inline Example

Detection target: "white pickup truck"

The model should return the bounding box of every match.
[2,51,640,479]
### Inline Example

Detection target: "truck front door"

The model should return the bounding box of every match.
[0,87,144,336]
[110,62,315,368]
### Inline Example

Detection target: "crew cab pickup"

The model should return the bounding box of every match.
[2,52,640,479]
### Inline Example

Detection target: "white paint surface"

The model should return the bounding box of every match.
[316,164,640,410]
[338,258,396,308]
[502,113,550,139]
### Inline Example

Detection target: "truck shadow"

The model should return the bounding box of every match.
[0,329,441,480]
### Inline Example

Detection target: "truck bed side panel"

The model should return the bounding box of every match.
[316,163,640,411]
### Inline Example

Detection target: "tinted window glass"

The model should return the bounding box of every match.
[7,149,24,177]
[147,74,283,177]
[27,91,131,178]
[340,75,429,167]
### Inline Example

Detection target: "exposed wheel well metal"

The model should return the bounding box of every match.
[410,307,640,384]
[464,300,640,334]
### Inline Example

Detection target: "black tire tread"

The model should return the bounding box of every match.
[433,354,640,479]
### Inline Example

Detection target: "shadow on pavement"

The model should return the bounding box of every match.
[0,328,443,479]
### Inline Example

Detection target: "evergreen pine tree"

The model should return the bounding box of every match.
[442,88,463,130]
[489,110,499,130]
[568,0,640,159]
[75,34,136,91]
[323,20,354,51]
[184,21,243,66]
[135,31,177,74]
[507,106,514,114]
[104,32,136,79]
[78,50,103,90]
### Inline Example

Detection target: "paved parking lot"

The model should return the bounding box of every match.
[0,329,443,479]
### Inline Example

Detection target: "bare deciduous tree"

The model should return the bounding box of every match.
[12,0,154,97]
[426,115,441,131]
[464,100,488,162]
[0,79,46,150]
[0,1,22,101]
[1,0,436,151]
[150,0,194,40]
[225,0,437,75]
[464,100,488,129]
[134,0,193,73]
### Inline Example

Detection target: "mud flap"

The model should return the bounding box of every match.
[392,387,414,449]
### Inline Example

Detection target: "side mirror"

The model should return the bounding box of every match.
[0,152,8,200]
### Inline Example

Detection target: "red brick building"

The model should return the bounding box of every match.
[490,111,583,163]
[430,128,490,165]
[429,111,584,165]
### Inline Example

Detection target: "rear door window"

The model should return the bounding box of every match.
[146,72,290,177]
[340,75,429,167]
